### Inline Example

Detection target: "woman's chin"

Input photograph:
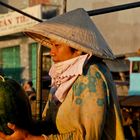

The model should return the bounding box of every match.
[52,59,58,63]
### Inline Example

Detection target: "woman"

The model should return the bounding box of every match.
[0,8,125,140]
[23,80,36,101]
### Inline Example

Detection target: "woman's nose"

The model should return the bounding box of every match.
[50,45,57,56]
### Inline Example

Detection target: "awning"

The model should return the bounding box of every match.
[119,95,140,107]
[104,59,129,72]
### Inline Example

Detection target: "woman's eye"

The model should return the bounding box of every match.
[55,44,61,47]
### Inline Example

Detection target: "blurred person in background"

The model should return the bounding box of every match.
[122,108,135,140]
[132,109,140,140]
[23,80,36,101]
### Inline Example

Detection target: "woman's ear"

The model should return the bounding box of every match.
[74,50,82,56]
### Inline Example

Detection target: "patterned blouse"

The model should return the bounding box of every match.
[43,59,124,140]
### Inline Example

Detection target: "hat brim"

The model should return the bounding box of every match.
[24,8,116,60]
[24,29,108,58]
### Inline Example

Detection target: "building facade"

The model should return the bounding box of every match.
[0,1,60,87]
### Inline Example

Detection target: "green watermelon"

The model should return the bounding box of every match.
[0,76,33,135]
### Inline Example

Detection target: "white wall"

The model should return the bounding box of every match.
[8,0,29,11]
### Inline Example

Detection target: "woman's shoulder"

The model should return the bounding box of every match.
[83,59,108,76]
[82,58,114,84]
[73,61,105,85]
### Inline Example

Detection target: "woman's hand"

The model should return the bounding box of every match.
[0,123,47,140]
[0,123,29,140]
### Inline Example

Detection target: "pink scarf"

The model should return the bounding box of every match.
[49,54,90,102]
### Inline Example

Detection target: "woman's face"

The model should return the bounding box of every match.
[50,40,81,63]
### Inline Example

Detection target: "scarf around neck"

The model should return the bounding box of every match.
[49,54,90,102]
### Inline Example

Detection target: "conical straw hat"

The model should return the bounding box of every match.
[24,8,115,59]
